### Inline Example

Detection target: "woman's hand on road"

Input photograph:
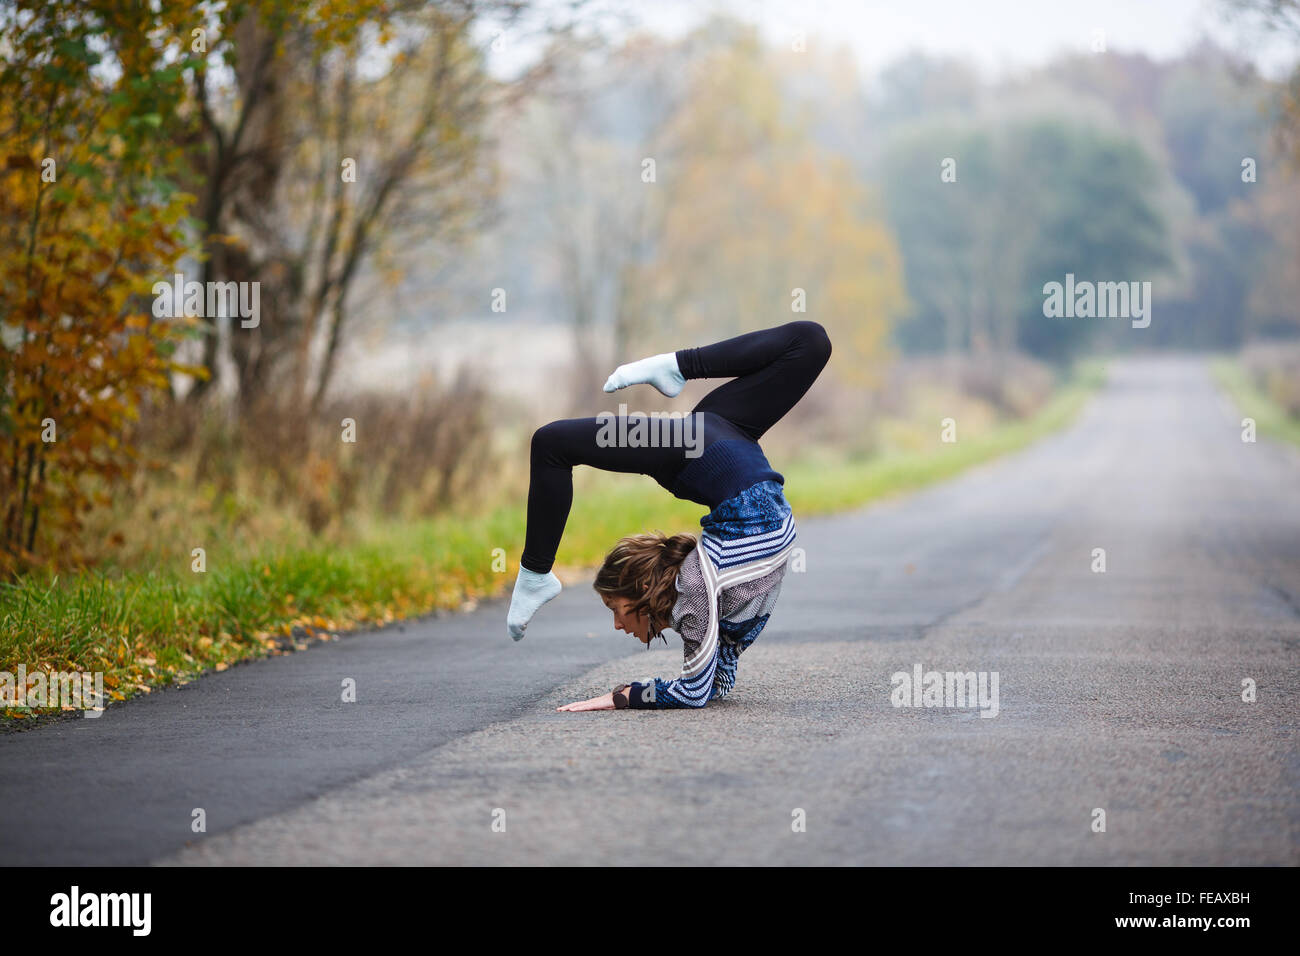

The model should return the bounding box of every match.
[557,692,616,712]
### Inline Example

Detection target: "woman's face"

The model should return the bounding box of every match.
[602,595,650,643]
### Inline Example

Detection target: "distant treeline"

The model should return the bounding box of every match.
[436,20,1300,366]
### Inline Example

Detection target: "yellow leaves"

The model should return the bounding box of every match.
[214,662,228,672]
[0,113,190,574]
[168,362,212,380]
[643,41,907,383]
[207,232,248,249]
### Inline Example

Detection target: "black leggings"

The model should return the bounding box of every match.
[520,320,832,573]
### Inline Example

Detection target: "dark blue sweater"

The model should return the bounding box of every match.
[659,412,784,506]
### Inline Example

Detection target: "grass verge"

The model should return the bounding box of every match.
[1210,355,1300,449]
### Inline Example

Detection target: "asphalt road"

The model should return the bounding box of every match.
[3,356,1298,865]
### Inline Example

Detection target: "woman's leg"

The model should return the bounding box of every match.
[520,417,684,574]
[510,415,691,640]
[676,320,832,442]
[510,322,831,639]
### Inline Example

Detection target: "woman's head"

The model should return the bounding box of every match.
[592,530,697,645]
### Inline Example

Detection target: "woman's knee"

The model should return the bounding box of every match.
[788,320,832,365]
[532,418,605,469]
[530,420,570,462]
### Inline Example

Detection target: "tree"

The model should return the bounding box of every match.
[0,0,203,572]
[881,117,1177,363]
[181,0,526,412]
[511,28,690,404]
[625,22,906,390]
[1222,0,1300,166]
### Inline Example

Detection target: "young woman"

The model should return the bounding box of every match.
[505,320,832,711]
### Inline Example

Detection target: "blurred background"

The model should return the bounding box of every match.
[2,0,1299,703]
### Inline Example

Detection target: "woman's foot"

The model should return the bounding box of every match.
[507,566,562,640]
[603,352,685,397]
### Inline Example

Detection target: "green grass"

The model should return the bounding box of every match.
[1,358,1107,725]
[1210,355,1300,449]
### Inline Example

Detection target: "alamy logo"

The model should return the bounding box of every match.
[152,272,260,328]
[1,666,104,715]
[596,404,704,458]
[890,663,999,718]
[1042,273,1151,328]
[50,886,151,936]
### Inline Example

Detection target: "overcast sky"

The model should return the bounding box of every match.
[479,0,1300,82]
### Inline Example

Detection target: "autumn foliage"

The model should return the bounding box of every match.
[0,0,425,575]
[0,1,211,573]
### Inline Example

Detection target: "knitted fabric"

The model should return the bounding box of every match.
[626,480,795,708]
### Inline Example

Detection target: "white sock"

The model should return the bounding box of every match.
[507,565,562,641]
[603,352,685,397]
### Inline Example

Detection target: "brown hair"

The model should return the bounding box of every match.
[592,530,698,643]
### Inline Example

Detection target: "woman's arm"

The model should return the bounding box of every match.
[554,656,715,712]
[556,691,616,712]
[555,683,637,711]
[623,620,718,709]
[622,556,719,709]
